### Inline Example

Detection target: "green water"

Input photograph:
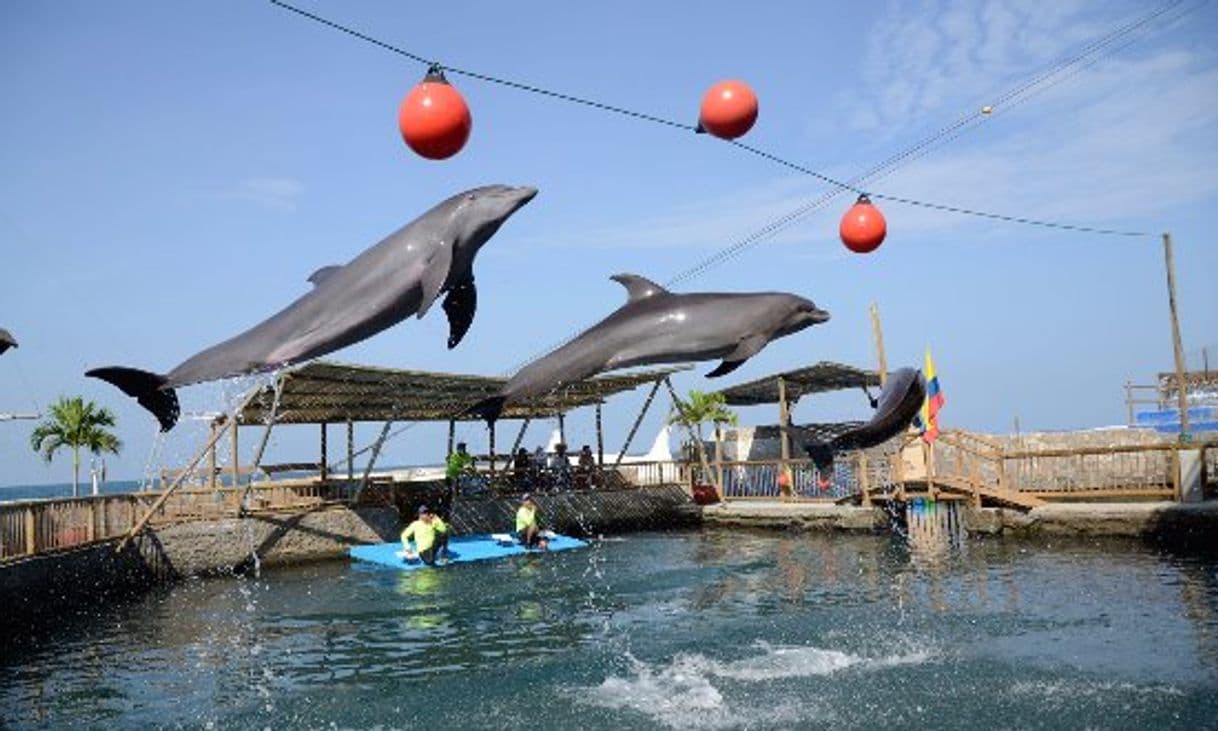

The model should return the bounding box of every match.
[3,531,1217,729]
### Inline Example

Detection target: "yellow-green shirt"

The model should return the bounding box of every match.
[402,518,442,552]
[515,505,537,533]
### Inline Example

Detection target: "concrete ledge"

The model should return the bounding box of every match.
[701,501,888,531]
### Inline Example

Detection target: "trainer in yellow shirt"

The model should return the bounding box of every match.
[401,505,449,565]
[514,494,548,550]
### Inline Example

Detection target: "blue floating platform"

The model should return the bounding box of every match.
[349,533,589,571]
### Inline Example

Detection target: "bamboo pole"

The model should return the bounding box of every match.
[118,418,235,552]
[870,302,888,386]
[1163,233,1191,437]
[615,379,663,468]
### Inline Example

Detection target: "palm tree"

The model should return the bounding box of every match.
[30,396,122,498]
[668,389,738,495]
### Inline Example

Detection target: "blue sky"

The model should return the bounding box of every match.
[2,0,1216,486]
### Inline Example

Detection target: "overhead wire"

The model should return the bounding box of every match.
[270,0,1188,461]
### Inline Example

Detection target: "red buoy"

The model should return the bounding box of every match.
[697,80,758,139]
[398,67,472,160]
[839,194,887,253]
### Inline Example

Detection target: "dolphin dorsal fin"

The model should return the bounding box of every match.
[610,274,668,303]
[307,265,342,287]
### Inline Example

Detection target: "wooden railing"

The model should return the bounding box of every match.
[0,480,354,563]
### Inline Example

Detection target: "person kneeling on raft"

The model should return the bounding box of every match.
[515,494,548,550]
[401,505,449,565]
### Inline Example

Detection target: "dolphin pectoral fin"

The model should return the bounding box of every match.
[705,359,747,378]
[442,280,477,349]
[307,265,342,287]
[86,367,180,432]
[705,334,769,377]
[610,273,668,303]
[416,243,454,319]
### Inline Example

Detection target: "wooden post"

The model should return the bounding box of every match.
[346,419,355,483]
[614,378,663,468]
[207,420,218,489]
[1171,447,1182,502]
[1163,233,1191,437]
[557,413,566,445]
[488,421,497,476]
[870,302,888,386]
[713,426,724,497]
[447,419,455,457]
[358,421,394,497]
[87,501,96,542]
[859,452,872,507]
[1124,381,1135,426]
[25,506,36,554]
[229,419,240,489]
[778,376,791,497]
[595,403,605,467]
[319,422,328,481]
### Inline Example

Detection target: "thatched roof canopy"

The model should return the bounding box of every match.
[712,360,881,406]
[236,361,687,425]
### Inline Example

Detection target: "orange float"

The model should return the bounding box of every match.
[839,194,887,253]
[398,66,472,160]
[697,80,758,139]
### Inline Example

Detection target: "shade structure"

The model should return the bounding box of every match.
[711,361,881,406]
[235,361,688,426]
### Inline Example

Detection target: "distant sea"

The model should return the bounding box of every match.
[0,480,146,502]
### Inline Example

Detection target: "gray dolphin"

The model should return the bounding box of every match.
[470,274,830,422]
[0,328,16,356]
[802,366,925,487]
[88,184,538,431]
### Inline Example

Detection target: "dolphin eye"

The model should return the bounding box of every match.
[465,194,476,201]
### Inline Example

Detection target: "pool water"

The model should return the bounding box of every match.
[3,530,1217,729]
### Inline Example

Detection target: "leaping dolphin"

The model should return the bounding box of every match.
[470,274,830,422]
[88,184,538,431]
[802,366,925,487]
[0,328,16,356]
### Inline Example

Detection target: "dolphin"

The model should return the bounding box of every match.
[470,273,830,422]
[88,184,538,431]
[801,366,925,487]
[0,328,15,356]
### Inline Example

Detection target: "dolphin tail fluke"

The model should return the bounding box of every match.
[86,367,180,432]
[466,396,507,425]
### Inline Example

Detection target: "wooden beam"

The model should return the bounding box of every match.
[118,417,235,552]
[778,376,791,497]
[614,379,663,468]
[358,421,394,497]
[510,417,531,456]
[488,421,497,476]
[346,418,354,482]
[207,419,218,490]
[447,419,455,457]
[230,419,240,489]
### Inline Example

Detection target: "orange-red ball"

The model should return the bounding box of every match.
[398,72,472,160]
[840,195,887,253]
[698,80,758,139]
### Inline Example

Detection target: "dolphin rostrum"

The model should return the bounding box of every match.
[0,328,16,356]
[88,184,538,431]
[801,366,925,487]
[470,273,830,422]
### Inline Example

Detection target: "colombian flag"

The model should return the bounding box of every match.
[920,347,945,443]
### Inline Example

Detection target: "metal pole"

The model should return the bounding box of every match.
[1163,233,1191,437]
[870,302,888,386]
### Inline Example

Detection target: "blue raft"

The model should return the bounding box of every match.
[349,533,589,571]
